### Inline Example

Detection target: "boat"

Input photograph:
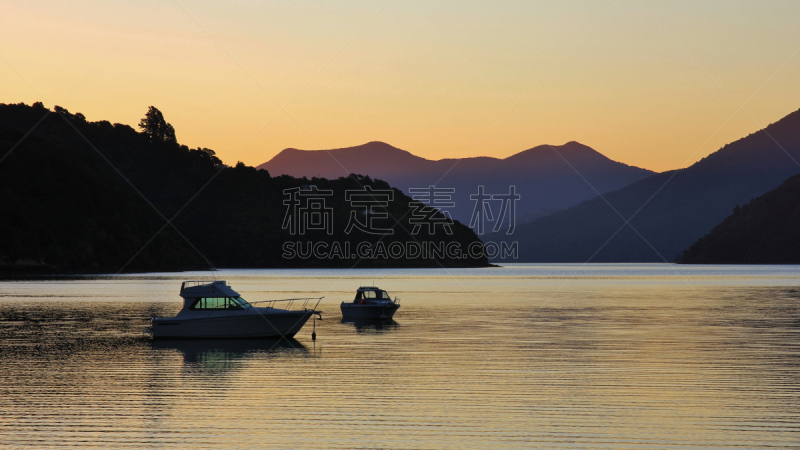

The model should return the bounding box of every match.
[149,280,322,339]
[340,286,400,320]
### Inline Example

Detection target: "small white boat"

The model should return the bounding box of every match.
[340,286,400,320]
[149,281,321,339]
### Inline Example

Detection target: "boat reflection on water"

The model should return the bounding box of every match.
[340,318,400,333]
[152,338,309,371]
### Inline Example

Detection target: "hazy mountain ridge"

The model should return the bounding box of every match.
[680,173,800,264]
[259,141,655,225]
[488,108,800,262]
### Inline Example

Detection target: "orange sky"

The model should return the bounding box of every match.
[1,0,799,172]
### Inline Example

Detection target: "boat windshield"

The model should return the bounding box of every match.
[355,290,390,300]
[190,296,253,310]
[234,297,253,308]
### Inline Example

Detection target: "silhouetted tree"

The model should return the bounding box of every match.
[189,147,223,166]
[198,148,221,164]
[54,105,71,117]
[138,106,177,144]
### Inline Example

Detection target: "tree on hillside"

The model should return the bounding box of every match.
[190,147,223,166]
[139,106,177,144]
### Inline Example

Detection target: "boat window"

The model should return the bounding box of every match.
[190,297,251,310]
[232,297,252,308]
[379,290,390,299]
[363,290,377,299]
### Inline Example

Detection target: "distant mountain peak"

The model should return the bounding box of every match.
[271,140,610,165]
[274,141,424,160]
[258,140,655,226]
[361,140,399,149]
[563,140,590,148]
[514,141,596,154]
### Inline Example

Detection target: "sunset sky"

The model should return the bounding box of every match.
[1,0,799,172]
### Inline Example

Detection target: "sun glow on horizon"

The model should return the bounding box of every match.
[1,0,799,173]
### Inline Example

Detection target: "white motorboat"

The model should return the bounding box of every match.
[149,280,321,339]
[340,286,400,320]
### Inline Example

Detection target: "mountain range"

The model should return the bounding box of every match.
[6,100,798,267]
[259,141,654,226]
[487,108,800,262]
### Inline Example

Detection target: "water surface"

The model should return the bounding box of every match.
[1,264,799,448]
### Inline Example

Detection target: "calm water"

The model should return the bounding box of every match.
[1,264,799,449]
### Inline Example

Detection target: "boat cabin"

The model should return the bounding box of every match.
[179,280,253,310]
[353,287,392,302]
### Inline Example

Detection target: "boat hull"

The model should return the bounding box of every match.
[340,303,399,320]
[151,310,314,339]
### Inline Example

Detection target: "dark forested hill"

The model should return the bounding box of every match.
[0,103,487,273]
[680,174,800,264]
[487,108,800,262]
[259,141,654,226]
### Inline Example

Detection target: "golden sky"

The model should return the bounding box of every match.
[1,0,799,172]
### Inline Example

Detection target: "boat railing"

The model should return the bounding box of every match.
[250,296,324,311]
